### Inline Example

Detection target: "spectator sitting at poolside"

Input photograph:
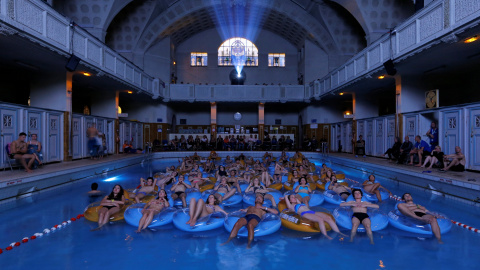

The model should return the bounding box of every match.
[409,135,431,166]
[123,140,132,153]
[221,195,278,248]
[27,133,43,167]
[340,189,379,244]
[88,182,102,197]
[384,136,401,162]
[441,146,465,172]
[421,145,444,169]
[10,132,40,172]
[397,136,413,164]
[355,135,366,157]
[398,193,443,243]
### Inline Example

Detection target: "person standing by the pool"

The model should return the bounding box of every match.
[340,189,379,244]
[398,193,443,244]
[221,195,278,248]
[426,122,439,148]
[87,123,99,159]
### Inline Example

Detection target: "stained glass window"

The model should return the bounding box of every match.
[268,53,285,67]
[191,52,208,66]
[218,37,258,66]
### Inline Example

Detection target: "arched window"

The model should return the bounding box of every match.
[218,37,258,67]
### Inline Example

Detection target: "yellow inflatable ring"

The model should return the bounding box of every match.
[199,181,215,193]
[84,201,132,222]
[277,201,333,232]
[268,182,283,190]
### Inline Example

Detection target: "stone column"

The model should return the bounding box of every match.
[258,102,265,141]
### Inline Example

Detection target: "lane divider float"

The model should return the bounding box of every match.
[1,214,84,254]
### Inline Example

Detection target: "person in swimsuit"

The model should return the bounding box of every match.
[213,177,237,202]
[156,171,177,189]
[398,193,443,243]
[421,145,444,169]
[273,162,287,183]
[328,178,352,201]
[260,171,275,187]
[9,132,38,172]
[320,170,333,184]
[170,175,191,207]
[245,177,277,207]
[224,155,233,164]
[88,182,102,197]
[320,163,333,176]
[283,194,346,239]
[92,184,126,231]
[227,170,243,193]
[135,189,170,233]
[26,133,43,167]
[221,195,278,248]
[285,170,300,189]
[253,160,266,174]
[362,175,392,202]
[216,165,228,179]
[133,177,157,203]
[186,194,228,227]
[340,189,379,244]
[294,177,312,206]
[441,146,466,172]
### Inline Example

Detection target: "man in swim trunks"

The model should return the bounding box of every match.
[340,189,379,244]
[328,178,352,200]
[10,132,38,172]
[222,194,278,248]
[134,177,157,203]
[170,175,191,207]
[441,146,465,172]
[398,193,443,243]
[227,170,243,193]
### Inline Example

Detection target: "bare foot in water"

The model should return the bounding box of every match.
[325,235,333,240]
[135,229,141,233]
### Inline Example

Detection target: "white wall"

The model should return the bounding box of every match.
[143,37,172,84]
[303,102,346,124]
[175,28,299,85]
[304,40,329,83]
[124,102,169,123]
[354,92,378,119]
[30,73,68,111]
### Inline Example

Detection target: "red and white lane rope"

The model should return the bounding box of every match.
[451,220,480,233]
[0,214,84,255]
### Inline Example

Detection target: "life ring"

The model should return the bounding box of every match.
[223,211,281,237]
[316,181,326,191]
[238,180,250,192]
[268,182,283,190]
[83,201,131,222]
[277,200,334,233]
[126,189,157,203]
[208,176,217,183]
[387,203,452,235]
[173,208,226,232]
[283,190,325,207]
[333,206,388,232]
[199,180,215,193]
[124,203,176,228]
[346,187,389,202]
[201,190,243,206]
[283,182,317,192]
[322,190,345,205]
[242,189,282,207]
[321,171,345,180]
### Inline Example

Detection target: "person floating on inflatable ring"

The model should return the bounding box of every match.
[283,194,347,240]
[186,194,227,227]
[135,189,170,233]
[362,175,392,202]
[91,184,126,231]
[133,177,157,203]
[398,193,443,244]
[340,189,379,244]
[221,195,278,249]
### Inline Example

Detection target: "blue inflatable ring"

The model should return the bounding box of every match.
[172,208,226,232]
[242,188,282,207]
[202,190,243,206]
[387,203,452,235]
[333,206,388,232]
[124,203,176,228]
[322,190,345,205]
[224,211,281,237]
[167,188,201,207]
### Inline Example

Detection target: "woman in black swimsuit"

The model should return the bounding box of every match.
[216,165,227,179]
[92,184,125,231]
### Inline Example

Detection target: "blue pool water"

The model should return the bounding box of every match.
[0,158,479,269]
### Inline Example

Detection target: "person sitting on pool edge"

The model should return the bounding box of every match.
[186,194,228,227]
[221,194,278,248]
[170,175,191,207]
[339,189,379,244]
[92,184,126,231]
[328,177,353,201]
[136,189,170,233]
[133,177,157,203]
[398,193,443,244]
[441,146,465,172]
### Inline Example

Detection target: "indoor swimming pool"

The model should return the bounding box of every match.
[0,157,479,270]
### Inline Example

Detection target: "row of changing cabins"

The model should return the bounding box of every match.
[2,102,480,171]
[0,102,143,169]
[330,103,480,171]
